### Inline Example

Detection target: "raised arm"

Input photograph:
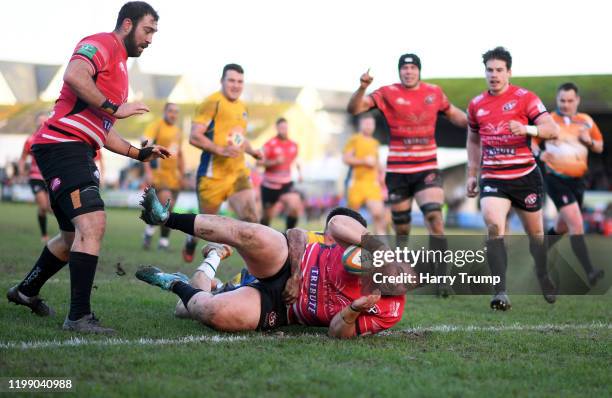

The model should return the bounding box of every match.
[347,70,376,115]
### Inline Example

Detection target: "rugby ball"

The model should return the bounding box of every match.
[228,130,245,148]
[342,245,364,274]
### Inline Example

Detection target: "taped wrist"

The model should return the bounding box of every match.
[101,98,118,115]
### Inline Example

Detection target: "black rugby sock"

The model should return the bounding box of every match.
[165,213,196,236]
[68,252,98,321]
[486,238,507,294]
[18,246,67,297]
[171,281,203,307]
[546,227,563,250]
[37,213,47,236]
[570,234,594,274]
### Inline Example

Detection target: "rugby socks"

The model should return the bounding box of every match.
[429,236,449,277]
[68,252,98,321]
[570,235,594,274]
[165,213,195,236]
[286,216,298,229]
[528,237,548,278]
[546,227,563,250]
[486,238,507,294]
[18,246,67,297]
[171,281,203,308]
[160,225,171,239]
[144,224,156,238]
[197,251,221,280]
[37,213,47,237]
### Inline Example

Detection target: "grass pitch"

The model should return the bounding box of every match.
[0,202,610,397]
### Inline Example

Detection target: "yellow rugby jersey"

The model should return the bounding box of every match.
[306,231,325,244]
[194,91,248,178]
[344,134,379,183]
[540,112,603,178]
[143,118,182,174]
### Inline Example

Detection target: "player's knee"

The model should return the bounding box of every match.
[392,209,412,227]
[76,213,107,242]
[487,223,502,239]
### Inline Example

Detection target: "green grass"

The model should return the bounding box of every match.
[0,202,610,397]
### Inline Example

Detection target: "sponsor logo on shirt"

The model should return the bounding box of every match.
[396,97,410,105]
[307,266,319,315]
[536,102,547,113]
[476,108,490,117]
[76,44,97,60]
[102,118,112,132]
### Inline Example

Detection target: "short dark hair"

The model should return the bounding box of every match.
[325,207,367,229]
[558,82,579,95]
[482,46,512,70]
[115,1,159,30]
[358,112,375,121]
[222,64,244,79]
[163,102,178,111]
[276,117,287,125]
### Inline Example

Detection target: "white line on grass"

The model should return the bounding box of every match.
[1,322,609,350]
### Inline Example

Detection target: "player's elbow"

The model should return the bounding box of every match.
[188,133,200,148]
[328,326,357,339]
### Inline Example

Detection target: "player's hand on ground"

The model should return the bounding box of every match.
[466,176,478,197]
[282,274,300,304]
[114,102,150,119]
[508,120,526,136]
[359,69,373,89]
[139,145,171,162]
[351,291,381,313]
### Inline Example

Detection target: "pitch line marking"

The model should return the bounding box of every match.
[0,322,609,350]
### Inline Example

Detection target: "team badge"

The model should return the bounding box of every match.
[503,100,517,112]
[50,177,61,192]
[524,193,538,206]
[424,95,435,105]
[424,173,437,184]
[266,311,278,328]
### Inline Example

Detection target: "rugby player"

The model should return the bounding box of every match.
[347,53,468,295]
[7,2,169,333]
[18,112,51,242]
[538,83,604,286]
[137,188,411,337]
[342,113,386,234]
[259,118,303,229]
[182,63,262,263]
[466,47,560,310]
[142,102,185,250]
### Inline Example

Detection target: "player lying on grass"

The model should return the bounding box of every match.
[137,188,413,338]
